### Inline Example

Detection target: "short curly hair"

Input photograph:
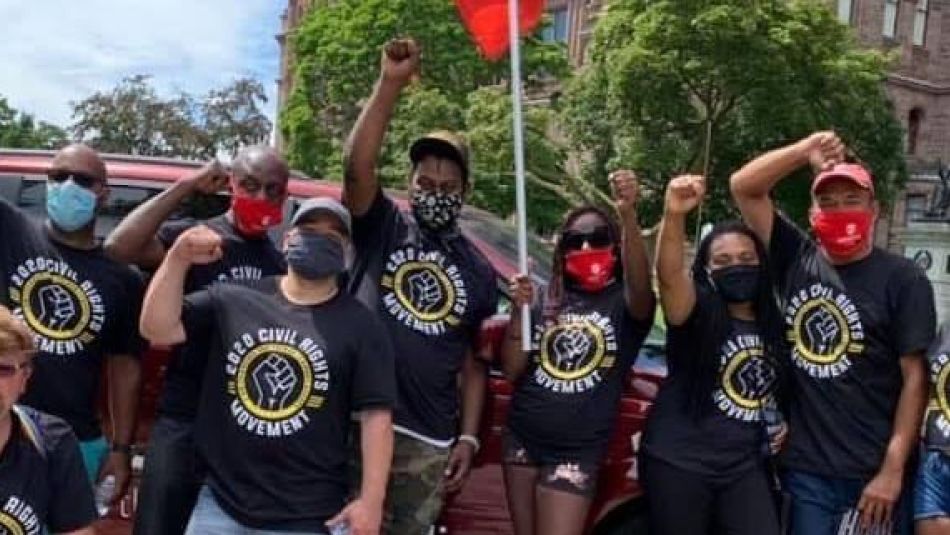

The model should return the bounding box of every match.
[0,305,34,355]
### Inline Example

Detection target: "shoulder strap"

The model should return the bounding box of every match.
[11,405,46,459]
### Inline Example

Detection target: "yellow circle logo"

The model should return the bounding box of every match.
[0,512,25,535]
[235,343,313,421]
[393,261,456,323]
[937,360,950,422]
[791,298,851,364]
[721,347,772,411]
[539,321,607,381]
[20,272,91,340]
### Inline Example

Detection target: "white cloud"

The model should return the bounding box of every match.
[0,0,282,129]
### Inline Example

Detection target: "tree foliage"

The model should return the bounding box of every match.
[0,97,67,149]
[562,0,906,225]
[69,75,272,159]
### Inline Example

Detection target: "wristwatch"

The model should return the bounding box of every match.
[457,434,481,454]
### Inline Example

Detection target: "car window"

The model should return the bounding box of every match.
[458,209,553,280]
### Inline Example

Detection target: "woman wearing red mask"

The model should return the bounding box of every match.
[500,170,656,535]
[641,174,787,535]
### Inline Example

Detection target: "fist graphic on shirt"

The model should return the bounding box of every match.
[251,354,298,411]
[36,284,76,328]
[408,270,444,313]
[734,359,776,401]
[804,308,840,354]
[551,329,592,371]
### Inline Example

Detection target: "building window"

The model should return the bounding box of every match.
[883,0,899,38]
[542,7,569,43]
[908,108,924,155]
[913,0,929,46]
[906,193,928,223]
[837,0,854,24]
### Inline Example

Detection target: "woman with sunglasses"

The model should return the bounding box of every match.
[641,175,785,535]
[501,170,656,535]
[0,305,96,534]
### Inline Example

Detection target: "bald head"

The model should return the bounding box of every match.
[230,145,290,203]
[50,143,107,184]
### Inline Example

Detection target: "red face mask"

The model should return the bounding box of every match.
[564,247,616,292]
[809,209,874,260]
[231,194,283,237]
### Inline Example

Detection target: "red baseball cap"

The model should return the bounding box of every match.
[811,163,875,196]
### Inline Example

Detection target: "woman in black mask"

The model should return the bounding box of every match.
[501,171,656,535]
[641,174,786,535]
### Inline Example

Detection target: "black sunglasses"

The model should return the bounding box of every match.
[561,227,613,251]
[48,171,100,189]
[0,360,31,378]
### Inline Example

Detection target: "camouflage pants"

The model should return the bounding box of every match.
[350,429,450,535]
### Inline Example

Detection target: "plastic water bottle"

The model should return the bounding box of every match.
[328,524,350,535]
[94,475,115,517]
[762,397,785,456]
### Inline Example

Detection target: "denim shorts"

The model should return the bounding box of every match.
[914,449,950,521]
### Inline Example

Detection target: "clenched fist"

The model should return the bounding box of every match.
[609,170,640,219]
[664,175,706,215]
[169,225,223,266]
[801,131,846,172]
[381,38,421,86]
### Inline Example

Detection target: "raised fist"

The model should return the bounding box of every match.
[186,160,229,195]
[170,225,223,266]
[664,175,706,215]
[508,274,534,309]
[381,38,421,86]
[251,354,298,411]
[610,170,640,218]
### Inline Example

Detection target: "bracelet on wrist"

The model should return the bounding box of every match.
[457,434,481,454]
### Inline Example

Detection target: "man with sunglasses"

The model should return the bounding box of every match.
[0,143,144,513]
[0,304,96,535]
[344,38,499,534]
[105,145,289,535]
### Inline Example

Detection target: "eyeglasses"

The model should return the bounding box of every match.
[48,170,100,189]
[0,361,31,378]
[561,227,612,251]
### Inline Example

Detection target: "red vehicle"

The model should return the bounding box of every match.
[0,149,666,534]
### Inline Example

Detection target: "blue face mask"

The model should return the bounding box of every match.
[285,230,346,280]
[46,180,97,232]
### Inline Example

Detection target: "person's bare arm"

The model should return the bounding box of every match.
[857,353,928,529]
[444,349,488,493]
[343,39,419,217]
[610,170,655,322]
[139,226,223,345]
[327,409,393,535]
[98,354,141,504]
[104,161,227,269]
[656,176,705,326]
[59,527,95,535]
[729,131,844,245]
[500,276,533,381]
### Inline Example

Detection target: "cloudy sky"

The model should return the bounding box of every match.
[0,0,283,128]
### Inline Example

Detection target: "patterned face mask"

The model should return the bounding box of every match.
[411,189,463,232]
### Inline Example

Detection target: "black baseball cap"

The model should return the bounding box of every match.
[409,131,470,184]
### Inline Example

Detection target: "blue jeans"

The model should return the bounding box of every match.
[914,450,950,521]
[185,486,331,535]
[783,469,912,535]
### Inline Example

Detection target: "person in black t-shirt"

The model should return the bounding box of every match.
[500,170,655,535]
[641,175,786,535]
[731,132,935,535]
[0,304,95,535]
[343,38,499,534]
[141,197,395,535]
[105,146,288,535]
[0,144,143,510]
[913,322,950,534]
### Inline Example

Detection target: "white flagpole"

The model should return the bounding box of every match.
[508,0,531,351]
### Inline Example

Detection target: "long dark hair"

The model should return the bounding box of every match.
[544,205,624,322]
[685,221,787,415]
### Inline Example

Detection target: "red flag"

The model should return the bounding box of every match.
[455,0,546,61]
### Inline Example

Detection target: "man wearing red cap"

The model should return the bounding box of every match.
[730,131,934,535]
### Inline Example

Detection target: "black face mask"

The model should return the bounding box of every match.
[710,264,761,303]
[285,230,345,280]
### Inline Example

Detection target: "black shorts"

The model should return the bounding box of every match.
[502,431,600,499]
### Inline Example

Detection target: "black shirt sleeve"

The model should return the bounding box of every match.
[104,267,147,357]
[156,218,198,249]
[891,266,936,357]
[182,288,217,345]
[768,211,810,286]
[351,190,400,252]
[350,309,397,410]
[45,419,96,532]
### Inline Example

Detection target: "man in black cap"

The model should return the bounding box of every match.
[343,38,499,534]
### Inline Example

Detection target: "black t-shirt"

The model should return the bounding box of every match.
[155,215,286,421]
[348,192,498,444]
[924,322,950,454]
[0,407,96,534]
[0,198,144,440]
[507,283,650,460]
[183,277,396,531]
[769,212,935,478]
[642,293,778,477]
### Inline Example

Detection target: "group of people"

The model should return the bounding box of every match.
[0,37,948,535]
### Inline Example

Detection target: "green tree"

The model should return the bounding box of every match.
[0,97,67,149]
[70,75,272,159]
[562,0,906,225]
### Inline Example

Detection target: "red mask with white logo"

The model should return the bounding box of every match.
[809,209,874,260]
[564,248,616,292]
[231,194,283,238]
